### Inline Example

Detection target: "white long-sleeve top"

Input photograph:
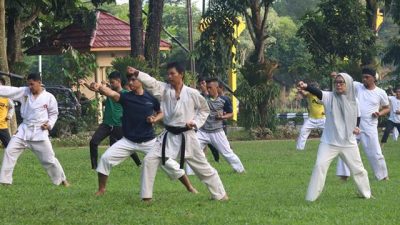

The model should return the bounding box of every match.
[0,86,58,141]
[137,71,210,158]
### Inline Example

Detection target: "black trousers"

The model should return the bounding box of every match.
[89,123,141,169]
[381,120,400,143]
[0,128,10,148]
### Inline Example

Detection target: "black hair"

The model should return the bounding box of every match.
[0,77,5,85]
[361,67,376,77]
[197,76,207,83]
[27,73,41,81]
[167,61,185,74]
[206,77,219,84]
[395,86,400,92]
[108,71,122,80]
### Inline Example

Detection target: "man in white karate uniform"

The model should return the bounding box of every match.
[0,73,69,186]
[127,62,228,201]
[336,68,390,181]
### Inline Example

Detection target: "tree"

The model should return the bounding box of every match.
[273,0,320,20]
[199,1,280,131]
[195,4,238,79]
[144,0,164,69]
[5,0,82,73]
[298,0,375,74]
[129,0,144,57]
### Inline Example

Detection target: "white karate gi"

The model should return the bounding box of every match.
[0,86,67,185]
[137,72,226,200]
[336,82,389,180]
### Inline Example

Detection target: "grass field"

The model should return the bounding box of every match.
[0,139,399,225]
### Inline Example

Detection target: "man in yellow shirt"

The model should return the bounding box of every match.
[0,77,14,148]
[296,82,325,150]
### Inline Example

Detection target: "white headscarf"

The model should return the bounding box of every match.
[331,73,358,142]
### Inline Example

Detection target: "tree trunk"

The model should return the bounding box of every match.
[129,0,144,57]
[6,7,40,73]
[144,0,164,68]
[0,0,8,76]
[365,0,377,30]
[0,0,17,134]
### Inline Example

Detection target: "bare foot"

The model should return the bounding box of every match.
[142,198,152,203]
[188,187,199,194]
[0,183,11,186]
[338,176,349,181]
[61,180,70,187]
[381,177,389,181]
[95,189,106,196]
[219,194,229,201]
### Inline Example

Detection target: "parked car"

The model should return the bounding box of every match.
[14,85,81,137]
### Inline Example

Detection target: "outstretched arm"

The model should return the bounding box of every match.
[0,86,28,100]
[89,82,121,102]
[297,81,322,100]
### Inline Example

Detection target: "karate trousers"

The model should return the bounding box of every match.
[186,130,244,174]
[306,142,371,201]
[141,144,226,200]
[296,118,325,150]
[0,137,67,185]
[97,137,184,181]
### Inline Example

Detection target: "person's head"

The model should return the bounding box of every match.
[309,82,320,89]
[108,71,122,91]
[361,67,376,88]
[27,73,42,94]
[217,82,225,95]
[197,76,207,92]
[206,78,219,98]
[167,62,185,87]
[334,74,347,95]
[395,86,400,99]
[0,77,5,86]
[126,73,142,92]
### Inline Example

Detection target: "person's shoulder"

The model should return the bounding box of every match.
[186,86,202,96]
[144,90,159,102]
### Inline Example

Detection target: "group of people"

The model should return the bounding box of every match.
[296,67,395,201]
[0,62,246,202]
[0,61,395,203]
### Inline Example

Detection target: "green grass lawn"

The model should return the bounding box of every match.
[0,139,400,225]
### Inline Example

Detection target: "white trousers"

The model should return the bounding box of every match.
[359,131,388,180]
[141,142,226,200]
[306,142,371,202]
[336,130,389,180]
[296,118,325,150]
[97,137,184,180]
[393,128,398,141]
[0,137,66,185]
[187,130,244,173]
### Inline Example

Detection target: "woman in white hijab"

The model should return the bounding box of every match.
[298,73,371,202]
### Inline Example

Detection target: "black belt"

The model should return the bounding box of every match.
[162,125,191,169]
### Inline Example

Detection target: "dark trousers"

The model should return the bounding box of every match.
[89,123,141,169]
[381,120,400,143]
[0,128,10,148]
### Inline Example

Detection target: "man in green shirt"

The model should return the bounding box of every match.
[80,71,140,169]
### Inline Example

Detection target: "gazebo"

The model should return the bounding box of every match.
[26,10,171,99]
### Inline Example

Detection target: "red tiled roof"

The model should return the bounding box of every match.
[26,11,171,55]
